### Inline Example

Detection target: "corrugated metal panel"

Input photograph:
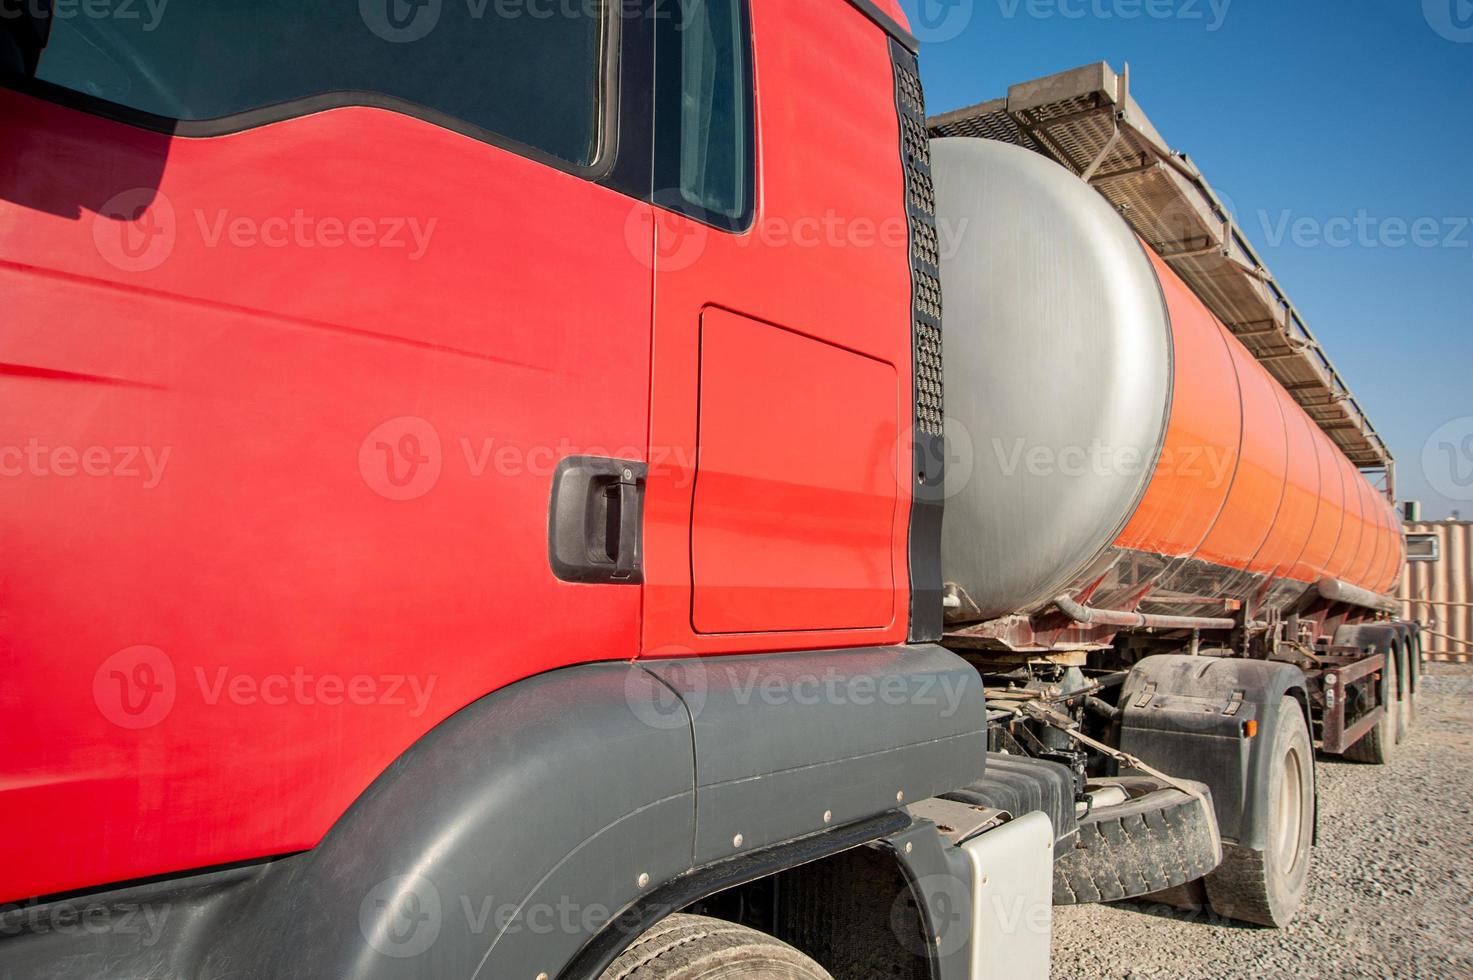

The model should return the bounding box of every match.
[1402,521,1473,661]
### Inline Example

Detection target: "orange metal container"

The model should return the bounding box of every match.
[1114,252,1401,605]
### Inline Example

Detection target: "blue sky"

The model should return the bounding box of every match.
[904,0,1473,520]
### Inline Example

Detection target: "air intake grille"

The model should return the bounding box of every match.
[891,40,946,643]
[892,49,944,438]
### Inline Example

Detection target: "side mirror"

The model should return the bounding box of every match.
[1,0,52,77]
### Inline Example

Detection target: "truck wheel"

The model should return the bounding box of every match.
[1343,650,1397,765]
[1053,776,1221,906]
[1204,697,1313,927]
[1403,633,1420,733]
[1393,640,1411,744]
[600,914,835,980]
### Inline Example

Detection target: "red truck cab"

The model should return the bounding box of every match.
[1,2,995,978]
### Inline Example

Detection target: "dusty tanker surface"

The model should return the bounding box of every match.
[1051,663,1473,979]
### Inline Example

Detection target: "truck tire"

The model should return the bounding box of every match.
[1393,639,1411,744]
[1343,650,1397,765]
[1053,776,1221,906]
[1402,632,1420,734]
[600,914,835,980]
[1204,697,1313,927]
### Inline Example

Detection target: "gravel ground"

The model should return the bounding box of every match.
[1050,663,1473,979]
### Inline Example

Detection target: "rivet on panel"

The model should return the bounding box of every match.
[733,833,745,849]
[637,873,650,888]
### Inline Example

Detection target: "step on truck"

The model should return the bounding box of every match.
[0,2,1421,978]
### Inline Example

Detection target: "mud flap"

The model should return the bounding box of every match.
[1117,655,1310,853]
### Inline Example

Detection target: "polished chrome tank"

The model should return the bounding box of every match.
[932,137,1173,621]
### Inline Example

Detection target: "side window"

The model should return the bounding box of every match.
[15,2,609,168]
[657,0,753,230]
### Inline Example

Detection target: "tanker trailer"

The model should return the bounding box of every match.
[929,136,1417,928]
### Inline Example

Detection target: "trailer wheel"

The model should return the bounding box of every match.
[1204,697,1313,927]
[600,914,834,980]
[1402,632,1420,734]
[1052,776,1221,906]
[1343,649,1397,765]
[1393,640,1412,744]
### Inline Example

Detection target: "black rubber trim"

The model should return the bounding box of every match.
[877,818,974,980]
[641,645,988,865]
[2,79,613,173]
[559,811,909,980]
[890,37,945,644]
[847,0,920,51]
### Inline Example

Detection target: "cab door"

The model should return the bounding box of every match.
[0,2,654,901]
[642,0,917,656]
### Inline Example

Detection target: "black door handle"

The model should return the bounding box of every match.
[548,457,647,585]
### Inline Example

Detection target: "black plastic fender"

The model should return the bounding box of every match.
[1117,655,1310,852]
[0,647,987,980]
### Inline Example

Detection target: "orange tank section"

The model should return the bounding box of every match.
[1114,250,1241,562]
[1259,385,1320,582]
[1196,328,1289,575]
[1111,246,1402,602]
[1346,473,1380,589]
[1296,422,1345,583]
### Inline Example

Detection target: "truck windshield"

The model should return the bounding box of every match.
[27,0,607,166]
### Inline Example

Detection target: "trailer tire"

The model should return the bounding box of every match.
[1343,649,1397,765]
[1204,697,1313,927]
[1393,639,1411,743]
[600,914,835,980]
[1403,632,1420,734]
[1052,776,1220,906]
